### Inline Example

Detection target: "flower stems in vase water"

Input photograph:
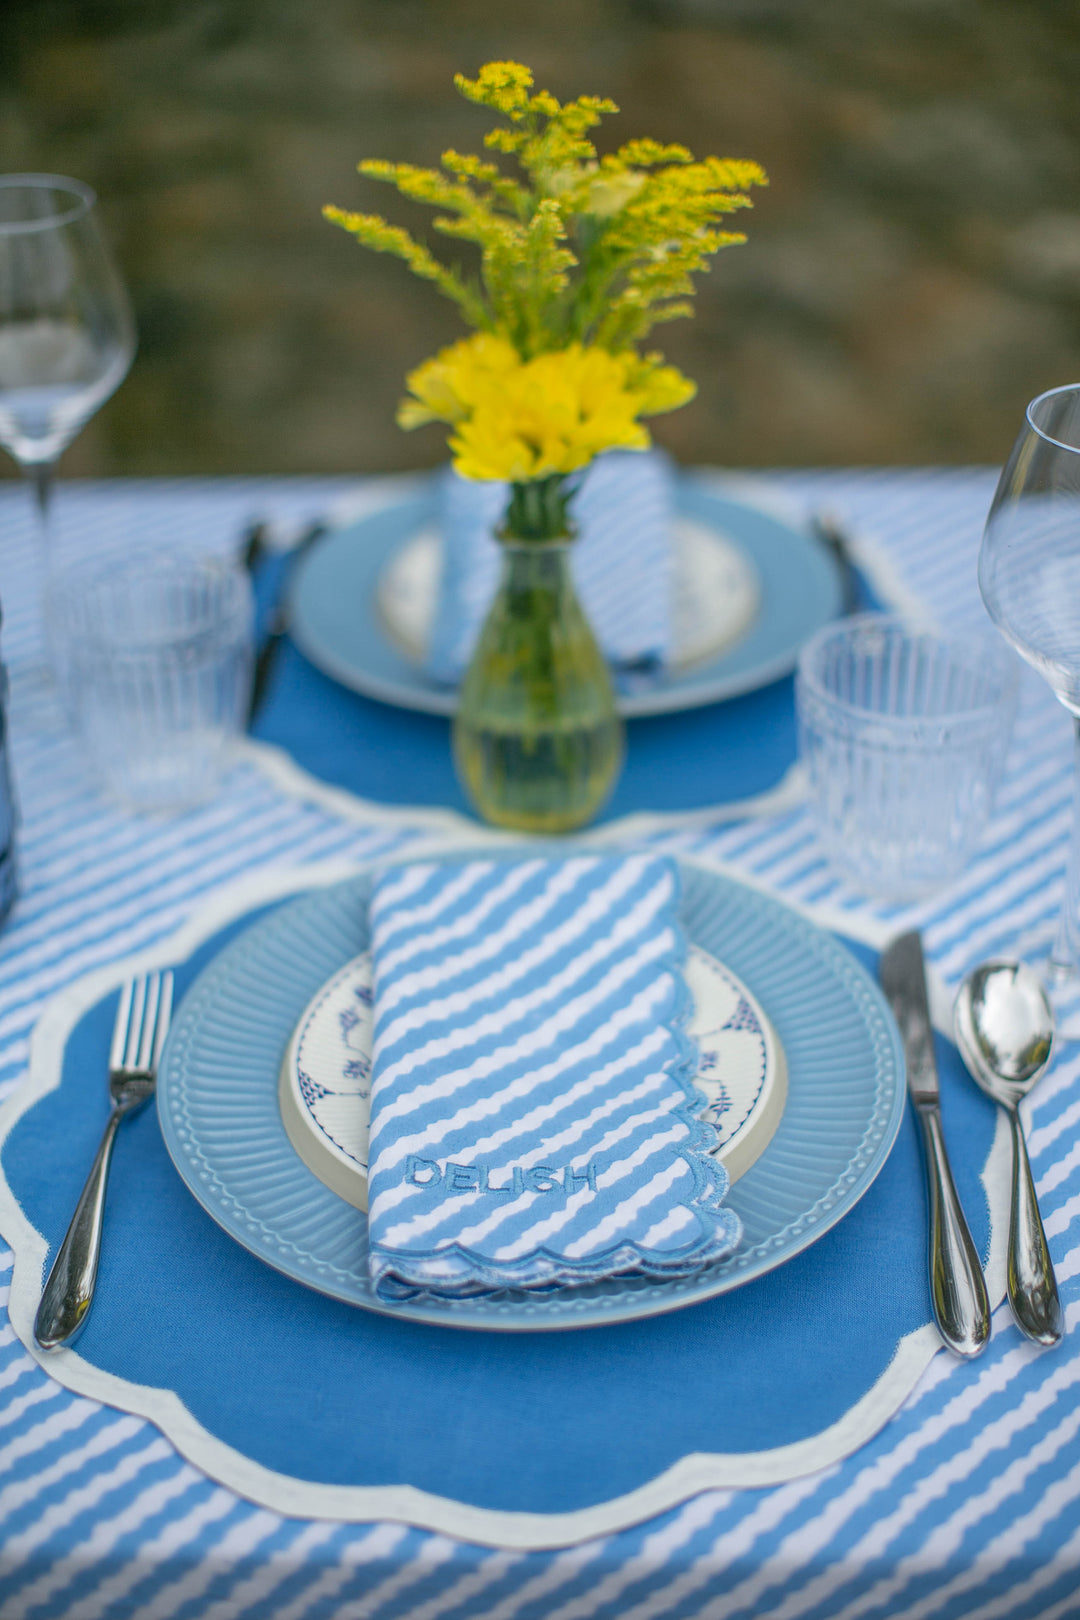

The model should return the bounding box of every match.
[453,522,622,833]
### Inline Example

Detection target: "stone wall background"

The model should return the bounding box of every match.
[3,0,1079,476]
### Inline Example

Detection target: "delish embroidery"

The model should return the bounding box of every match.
[405,1156,599,1195]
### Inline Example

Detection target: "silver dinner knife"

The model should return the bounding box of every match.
[880,931,991,1358]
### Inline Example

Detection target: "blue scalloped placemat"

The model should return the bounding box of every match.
[2,885,996,1517]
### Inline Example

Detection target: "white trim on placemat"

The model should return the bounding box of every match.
[0,847,1010,1551]
[240,736,811,844]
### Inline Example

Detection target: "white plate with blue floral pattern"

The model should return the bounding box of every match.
[278,946,787,1213]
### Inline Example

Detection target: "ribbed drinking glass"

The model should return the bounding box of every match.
[49,552,254,814]
[797,613,1016,900]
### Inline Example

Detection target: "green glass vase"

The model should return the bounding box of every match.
[453,528,624,833]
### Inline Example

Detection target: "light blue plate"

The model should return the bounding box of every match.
[157,859,905,1331]
[289,482,843,719]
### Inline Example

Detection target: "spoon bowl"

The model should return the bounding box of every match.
[954,961,1054,1107]
[954,959,1062,1347]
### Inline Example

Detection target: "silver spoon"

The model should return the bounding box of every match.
[954,961,1063,1346]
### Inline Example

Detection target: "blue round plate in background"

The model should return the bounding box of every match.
[156,858,905,1331]
[288,482,843,719]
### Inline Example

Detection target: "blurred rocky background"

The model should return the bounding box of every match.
[3,0,1079,476]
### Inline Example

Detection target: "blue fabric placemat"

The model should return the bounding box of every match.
[3,905,995,1517]
[248,496,878,823]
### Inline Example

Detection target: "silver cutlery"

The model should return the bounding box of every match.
[954,961,1063,1347]
[810,509,862,616]
[34,971,173,1351]
[880,931,991,1358]
[243,518,327,724]
[238,517,270,575]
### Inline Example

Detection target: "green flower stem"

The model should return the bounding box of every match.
[453,483,623,832]
[502,474,579,541]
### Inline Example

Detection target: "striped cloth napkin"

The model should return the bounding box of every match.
[365,853,741,1300]
[424,450,675,688]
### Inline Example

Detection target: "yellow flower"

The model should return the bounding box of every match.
[327,60,765,361]
[397,334,519,429]
[626,354,698,415]
[454,61,536,120]
[398,335,694,482]
[583,170,647,218]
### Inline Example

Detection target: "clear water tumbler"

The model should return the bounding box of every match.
[796,613,1018,900]
[49,551,254,814]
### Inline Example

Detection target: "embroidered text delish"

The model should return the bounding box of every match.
[405,1156,598,1195]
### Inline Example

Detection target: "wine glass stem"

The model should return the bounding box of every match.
[1051,715,1080,980]
[28,460,55,565]
[6,458,59,699]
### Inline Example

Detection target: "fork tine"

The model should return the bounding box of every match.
[123,977,147,1071]
[136,974,161,1071]
[151,971,174,1069]
[109,980,134,1073]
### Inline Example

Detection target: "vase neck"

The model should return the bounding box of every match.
[497,535,575,596]
[503,474,576,540]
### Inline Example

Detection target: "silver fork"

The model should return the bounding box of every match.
[34,971,174,1351]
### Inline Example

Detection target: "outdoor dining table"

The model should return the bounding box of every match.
[0,465,1077,1620]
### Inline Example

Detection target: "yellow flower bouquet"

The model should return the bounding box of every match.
[326,61,766,829]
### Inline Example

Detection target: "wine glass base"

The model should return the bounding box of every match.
[5,652,64,738]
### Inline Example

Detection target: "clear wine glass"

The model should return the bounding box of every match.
[0,175,135,673]
[979,382,1080,1030]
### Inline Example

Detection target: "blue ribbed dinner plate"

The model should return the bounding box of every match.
[288,482,842,718]
[157,859,905,1330]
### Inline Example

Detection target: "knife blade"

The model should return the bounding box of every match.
[244,519,327,725]
[880,930,990,1358]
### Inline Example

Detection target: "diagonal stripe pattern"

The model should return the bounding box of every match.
[366,854,740,1298]
[1,472,1080,1615]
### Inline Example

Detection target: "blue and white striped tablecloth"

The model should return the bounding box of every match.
[0,469,1078,1619]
